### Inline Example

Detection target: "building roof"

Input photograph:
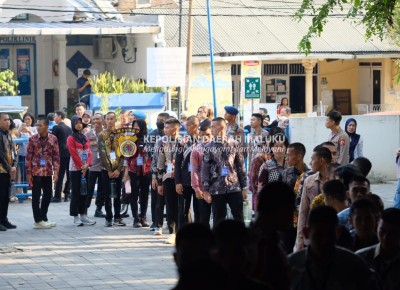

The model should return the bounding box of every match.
[0,20,160,35]
[132,0,400,58]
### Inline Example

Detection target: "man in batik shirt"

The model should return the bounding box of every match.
[26,117,60,229]
[202,117,247,225]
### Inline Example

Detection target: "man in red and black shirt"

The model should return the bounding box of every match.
[26,117,60,229]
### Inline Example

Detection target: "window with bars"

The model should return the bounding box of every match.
[231,64,241,75]
[359,62,382,67]
[264,64,288,75]
[289,63,319,74]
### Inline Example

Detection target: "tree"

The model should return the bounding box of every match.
[295,0,398,54]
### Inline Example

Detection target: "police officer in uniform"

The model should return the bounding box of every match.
[224,106,247,159]
[325,110,349,165]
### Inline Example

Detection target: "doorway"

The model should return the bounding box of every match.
[289,76,318,113]
[358,64,382,106]
[333,89,351,115]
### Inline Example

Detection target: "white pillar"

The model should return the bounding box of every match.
[302,60,317,114]
[55,35,68,111]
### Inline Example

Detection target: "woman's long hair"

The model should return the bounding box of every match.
[132,118,147,142]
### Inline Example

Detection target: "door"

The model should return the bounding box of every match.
[358,67,371,105]
[358,66,382,107]
[0,46,35,110]
[333,89,351,115]
[290,76,305,113]
[372,70,381,105]
[289,76,318,113]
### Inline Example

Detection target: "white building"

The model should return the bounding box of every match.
[0,0,164,116]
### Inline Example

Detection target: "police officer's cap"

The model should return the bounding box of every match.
[133,110,147,120]
[224,106,239,116]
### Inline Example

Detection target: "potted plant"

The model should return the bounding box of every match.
[0,69,19,96]
[89,71,164,113]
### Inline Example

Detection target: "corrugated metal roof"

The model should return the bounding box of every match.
[0,20,159,35]
[133,0,400,56]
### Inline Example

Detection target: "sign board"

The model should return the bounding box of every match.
[147,47,187,87]
[0,36,35,44]
[244,77,260,99]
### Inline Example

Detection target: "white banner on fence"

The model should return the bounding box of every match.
[147,47,187,87]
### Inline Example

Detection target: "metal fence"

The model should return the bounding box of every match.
[356,104,394,115]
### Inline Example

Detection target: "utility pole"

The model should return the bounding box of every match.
[184,0,193,111]
[177,0,183,118]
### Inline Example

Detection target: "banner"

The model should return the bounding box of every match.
[241,60,262,127]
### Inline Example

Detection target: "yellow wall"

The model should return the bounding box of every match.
[319,59,359,114]
[319,58,400,113]
[188,58,400,118]
[386,58,400,111]
[187,63,232,117]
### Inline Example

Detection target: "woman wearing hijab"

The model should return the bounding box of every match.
[124,119,152,228]
[67,115,95,226]
[345,118,363,163]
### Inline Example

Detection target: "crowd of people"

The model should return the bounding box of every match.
[0,101,400,289]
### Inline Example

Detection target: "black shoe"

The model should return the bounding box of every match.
[2,220,17,229]
[141,219,150,228]
[121,213,130,218]
[105,220,113,227]
[150,223,157,229]
[51,197,61,203]
[0,224,7,231]
[94,210,106,218]
[64,195,70,202]
[133,221,142,228]
[113,219,126,226]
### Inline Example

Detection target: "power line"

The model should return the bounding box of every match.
[0,6,360,18]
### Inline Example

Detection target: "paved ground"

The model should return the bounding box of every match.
[0,198,177,290]
[0,180,398,290]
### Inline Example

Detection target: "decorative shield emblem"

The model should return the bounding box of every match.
[119,138,138,158]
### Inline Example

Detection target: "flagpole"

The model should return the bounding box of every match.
[206,0,217,116]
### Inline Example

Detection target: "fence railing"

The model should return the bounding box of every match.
[356,104,394,115]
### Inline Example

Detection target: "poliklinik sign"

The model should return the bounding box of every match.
[0,36,36,43]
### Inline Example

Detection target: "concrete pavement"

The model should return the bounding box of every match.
[0,198,177,290]
[0,180,398,289]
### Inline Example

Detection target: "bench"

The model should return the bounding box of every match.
[13,183,31,203]
[15,193,32,203]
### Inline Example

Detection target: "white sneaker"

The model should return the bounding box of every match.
[45,221,57,227]
[154,228,163,236]
[33,221,52,229]
[164,234,176,245]
[74,216,83,226]
[80,216,96,226]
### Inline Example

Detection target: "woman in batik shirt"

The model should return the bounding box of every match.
[256,133,288,210]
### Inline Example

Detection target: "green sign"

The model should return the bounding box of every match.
[244,77,260,99]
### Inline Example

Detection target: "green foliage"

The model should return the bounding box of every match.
[0,69,19,96]
[295,0,398,55]
[90,71,162,94]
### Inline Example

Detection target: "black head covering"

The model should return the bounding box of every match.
[71,115,87,145]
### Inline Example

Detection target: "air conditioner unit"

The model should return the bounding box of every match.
[93,37,115,59]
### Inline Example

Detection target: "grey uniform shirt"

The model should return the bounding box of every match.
[85,129,102,172]
[328,127,350,165]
